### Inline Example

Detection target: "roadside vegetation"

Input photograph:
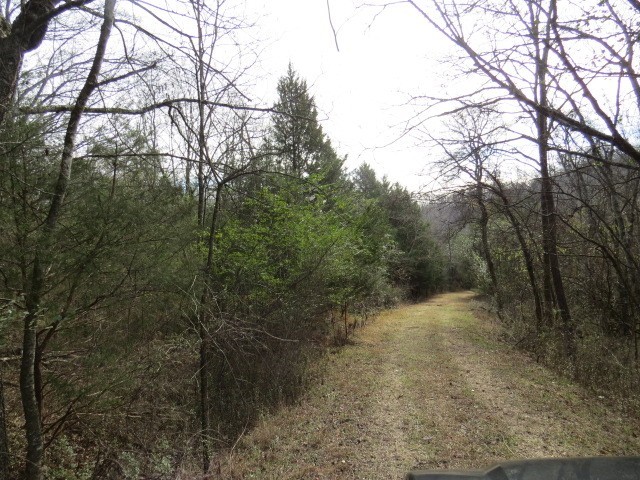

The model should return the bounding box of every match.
[407,0,640,405]
[211,293,640,479]
[0,55,443,480]
[3,1,640,479]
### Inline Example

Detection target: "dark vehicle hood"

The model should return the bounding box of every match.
[407,456,640,480]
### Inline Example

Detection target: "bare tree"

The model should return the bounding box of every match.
[407,0,640,166]
[18,3,116,478]
[159,1,262,470]
[431,108,505,314]
[402,0,588,358]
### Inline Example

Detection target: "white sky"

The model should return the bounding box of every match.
[247,0,450,192]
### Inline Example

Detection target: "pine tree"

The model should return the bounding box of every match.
[271,64,342,182]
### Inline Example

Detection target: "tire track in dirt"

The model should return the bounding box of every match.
[392,293,520,470]
[213,292,640,479]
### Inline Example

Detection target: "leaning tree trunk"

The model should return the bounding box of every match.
[19,2,116,479]
[509,210,544,330]
[490,175,544,329]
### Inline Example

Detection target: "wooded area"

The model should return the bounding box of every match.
[0,2,444,478]
[1,0,640,479]
[412,0,640,389]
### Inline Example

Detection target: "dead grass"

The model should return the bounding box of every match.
[208,291,640,479]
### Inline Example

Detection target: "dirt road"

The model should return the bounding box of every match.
[215,292,640,479]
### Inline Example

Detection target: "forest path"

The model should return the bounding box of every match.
[214,292,640,479]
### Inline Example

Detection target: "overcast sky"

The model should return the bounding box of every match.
[247,0,450,192]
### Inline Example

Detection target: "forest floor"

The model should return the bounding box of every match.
[209,291,640,479]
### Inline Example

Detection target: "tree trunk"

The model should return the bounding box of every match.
[198,320,211,473]
[196,0,207,227]
[536,0,575,360]
[18,2,116,478]
[198,183,224,473]
[21,274,45,480]
[491,176,543,329]
[512,214,544,330]
[601,162,635,336]
[476,183,502,316]
[343,303,348,339]
[533,7,556,327]
[0,32,22,126]
[0,0,64,126]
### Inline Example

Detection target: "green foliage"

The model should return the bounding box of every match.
[270,64,344,182]
[443,229,475,290]
[212,184,348,313]
[352,163,444,299]
[0,118,200,477]
[42,436,93,480]
[0,69,444,477]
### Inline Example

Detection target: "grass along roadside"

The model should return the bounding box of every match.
[206,291,640,479]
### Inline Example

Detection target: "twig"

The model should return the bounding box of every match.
[326,0,340,52]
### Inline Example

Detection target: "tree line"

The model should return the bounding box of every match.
[411,0,640,399]
[0,2,444,478]
[6,0,639,477]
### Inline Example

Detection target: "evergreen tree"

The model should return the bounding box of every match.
[352,163,443,299]
[271,64,343,182]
